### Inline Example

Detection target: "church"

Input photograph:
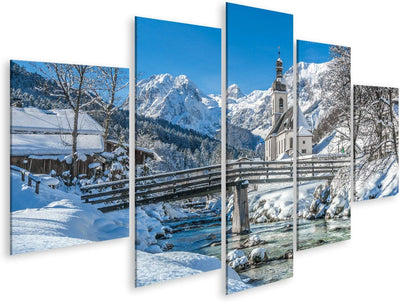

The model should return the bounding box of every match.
[264,54,313,161]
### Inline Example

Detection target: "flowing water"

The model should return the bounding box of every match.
[158,213,222,259]
[297,218,351,250]
[227,220,294,289]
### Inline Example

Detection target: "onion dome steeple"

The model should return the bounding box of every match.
[272,47,286,92]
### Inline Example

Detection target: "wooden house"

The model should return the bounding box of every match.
[10,107,105,176]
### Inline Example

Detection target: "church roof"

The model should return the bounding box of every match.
[266,105,313,138]
[268,106,294,137]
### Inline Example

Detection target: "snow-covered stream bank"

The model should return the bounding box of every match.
[135,197,225,286]
[10,171,128,255]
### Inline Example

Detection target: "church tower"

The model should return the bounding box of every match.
[271,50,288,126]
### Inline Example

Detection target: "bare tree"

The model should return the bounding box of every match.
[91,67,129,142]
[314,46,351,143]
[39,63,96,179]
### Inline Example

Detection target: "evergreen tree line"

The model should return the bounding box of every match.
[136,115,221,173]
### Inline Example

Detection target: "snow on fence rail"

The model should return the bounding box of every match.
[80,179,129,213]
[10,165,41,194]
[135,158,351,205]
[81,158,351,212]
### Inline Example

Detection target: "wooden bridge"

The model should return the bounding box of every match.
[135,158,349,233]
[81,158,349,232]
[81,179,129,213]
[135,158,349,204]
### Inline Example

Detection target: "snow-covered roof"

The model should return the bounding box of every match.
[11,133,104,156]
[297,105,312,131]
[298,126,313,137]
[11,107,104,134]
[266,105,313,138]
[276,153,291,160]
[135,146,161,161]
[267,106,294,137]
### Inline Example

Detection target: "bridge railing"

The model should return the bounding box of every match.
[80,158,352,211]
[81,179,129,213]
[135,158,351,205]
[136,164,222,205]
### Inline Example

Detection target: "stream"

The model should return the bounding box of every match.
[227,220,294,290]
[157,213,222,259]
[297,218,351,250]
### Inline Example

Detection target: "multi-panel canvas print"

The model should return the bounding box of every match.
[296,41,351,250]
[10,60,129,255]
[226,3,294,294]
[134,17,222,286]
[353,85,399,201]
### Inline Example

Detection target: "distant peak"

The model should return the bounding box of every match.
[227,84,244,99]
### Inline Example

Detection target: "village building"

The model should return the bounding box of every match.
[10,107,105,175]
[264,54,313,161]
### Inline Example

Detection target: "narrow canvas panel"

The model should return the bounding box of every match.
[353,85,399,201]
[226,3,294,294]
[134,17,222,287]
[296,40,351,250]
[10,60,129,255]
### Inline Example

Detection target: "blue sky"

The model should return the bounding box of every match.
[227,3,293,95]
[12,60,129,106]
[135,17,221,95]
[297,40,332,64]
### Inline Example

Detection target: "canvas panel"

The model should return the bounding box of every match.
[353,85,399,201]
[296,40,351,250]
[10,60,129,255]
[226,3,294,294]
[134,17,222,287]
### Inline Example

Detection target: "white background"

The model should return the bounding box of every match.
[1,0,399,301]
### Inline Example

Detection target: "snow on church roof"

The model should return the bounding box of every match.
[298,126,313,137]
[266,105,312,138]
[297,105,312,131]
[11,107,104,134]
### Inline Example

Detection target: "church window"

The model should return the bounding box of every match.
[302,149,306,154]
[279,98,284,112]
[290,137,293,149]
[303,140,305,144]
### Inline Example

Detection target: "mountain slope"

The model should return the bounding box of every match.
[136,74,221,137]
[227,61,331,137]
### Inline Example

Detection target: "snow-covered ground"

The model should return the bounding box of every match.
[227,172,350,224]
[136,249,251,290]
[135,250,220,287]
[355,155,399,201]
[10,170,128,255]
[227,182,294,223]
[226,266,253,294]
[313,128,351,155]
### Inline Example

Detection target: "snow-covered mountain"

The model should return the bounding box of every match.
[296,62,332,130]
[136,61,331,145]
[227,61,331,138]
[228,87,273,138]
[136,74,221,137]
